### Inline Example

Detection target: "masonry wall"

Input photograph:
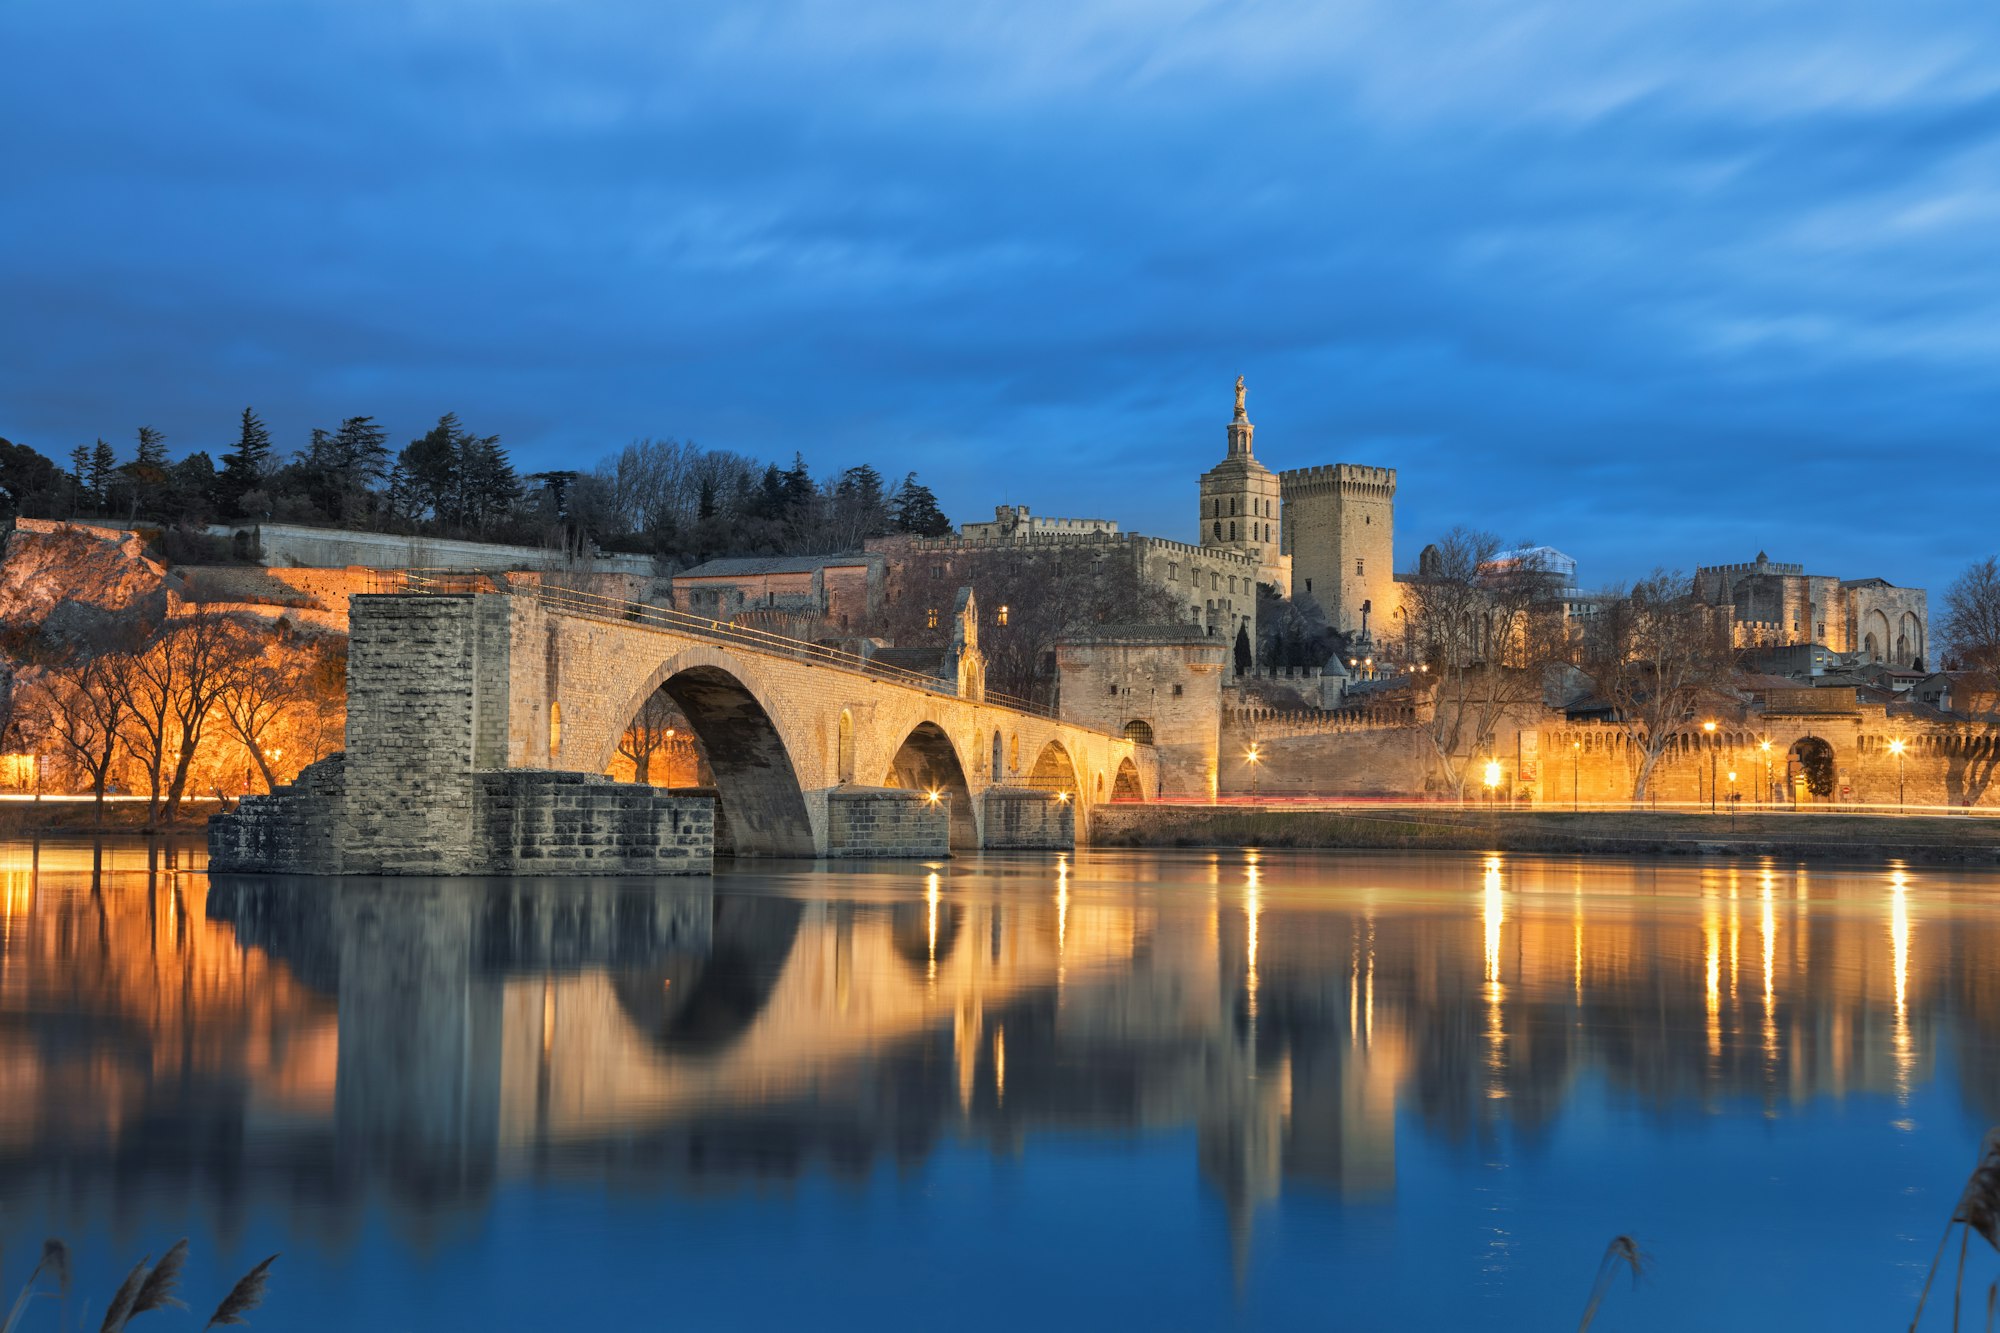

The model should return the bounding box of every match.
[1216,720,1429,797]
[1280,465,1397,639]
[981,788,1075,849]
[474,771,712,873]
[210,521,656,576]
[823,787,950,857]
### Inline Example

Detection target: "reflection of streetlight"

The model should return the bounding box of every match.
[1703,720,1718,813]
[1889,738,1906,813]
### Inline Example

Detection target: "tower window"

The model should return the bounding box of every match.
[1173,684,1184,696]
[1230,498,1237,515]
[926,607,940,629]
[996,604,1009,626]
[1213,521,1221,540]
[1304,579,1312,592]
[1229,521,1236,540]
[1356,559,1365,576]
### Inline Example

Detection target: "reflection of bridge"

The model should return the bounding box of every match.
[214,584,1155,873]
[3,845,1988,1269]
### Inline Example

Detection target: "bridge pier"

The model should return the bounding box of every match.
[211,594,715,875]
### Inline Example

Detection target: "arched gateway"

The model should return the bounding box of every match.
[210,585,1153,875]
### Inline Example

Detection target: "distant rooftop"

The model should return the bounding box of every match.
[677,552,883,578]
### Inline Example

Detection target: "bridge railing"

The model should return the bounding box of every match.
[396,570,1065,721]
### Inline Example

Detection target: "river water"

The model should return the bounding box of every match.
[2,839,1998,1329]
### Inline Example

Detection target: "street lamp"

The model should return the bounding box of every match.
[1727,769,1738,828]
[1483,757,1503,806]
[1246,745,1262,802]
[1889,738,1907,814]
[1571,740,1581,813]
[1759,739,1773,808]
[1702,720,1718,813]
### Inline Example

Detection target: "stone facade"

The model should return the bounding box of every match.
[880,531,1265,643]
[822,786,951,857]
[1056,627,1229,799]
[1280,463,1398,641]
[1695,552,1928,668]
[671,552,886,633]
[1198,383,1291,594]
[980,787,1077,849]
[206,520,656,577]
[960,505,1119,540]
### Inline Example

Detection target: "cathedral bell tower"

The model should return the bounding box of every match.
[1198,377,1289,595]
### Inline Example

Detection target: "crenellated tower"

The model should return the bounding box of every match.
[1278,463,1397,642]
[1198,377,1290,595]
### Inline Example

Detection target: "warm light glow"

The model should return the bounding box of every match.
[1759,740,1772,753]
[1482,857,1503,983]
[1702,720,1717,734]
[1889,738,1907,757]
[1054,790,1071,804]
[925,788,943,805]
[1482,759,1503,790]
[1727,771,1737,784]
[926,871,941,982]
[1246,745,1261,764]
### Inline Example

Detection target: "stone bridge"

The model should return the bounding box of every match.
[213,584,1154,873]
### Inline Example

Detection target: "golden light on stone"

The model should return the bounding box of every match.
[1482,758,1502,791]
[1889,738,1906,757]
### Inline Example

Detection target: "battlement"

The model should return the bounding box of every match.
[1278,463,1397,496]
[900,530,1262,568]
[1698,558,1807,580]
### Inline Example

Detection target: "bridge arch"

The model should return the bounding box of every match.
[597,650,816,857]
[1027,739,1080,798]
[884,720,978,849]
[1113,757,1144,802]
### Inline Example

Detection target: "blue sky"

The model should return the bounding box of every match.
[4,0,1997,595]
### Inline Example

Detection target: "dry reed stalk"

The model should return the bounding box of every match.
[203,1254,278,1330]
[128,1239,188,1318]
[1578,1234,1646,1331]
[97,1256,150,1333]
[1912,1129,2000,1331]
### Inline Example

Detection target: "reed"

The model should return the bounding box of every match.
[1912,1128,2000,1331]
[1577,1234,1646,1331]
[0,1241,275,1333]
[202,1255,278,1330]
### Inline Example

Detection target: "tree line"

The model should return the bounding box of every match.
[0,413,954,563]
[5,607,345,819]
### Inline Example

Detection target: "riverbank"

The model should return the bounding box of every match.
[1090,805,2000,864]
[0,799,225,834]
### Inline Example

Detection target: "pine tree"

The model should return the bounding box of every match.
[1234,623,1253,676]
[68,444,89,499]
[220,407,272,514]
[135,426,167,469]
[891,473,951,537]
[88,439,117,511]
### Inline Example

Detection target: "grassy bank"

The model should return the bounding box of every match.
[1090,806,2000,864]
[0,799,224,835]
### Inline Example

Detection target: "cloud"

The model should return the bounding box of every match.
[2,0,1998,595]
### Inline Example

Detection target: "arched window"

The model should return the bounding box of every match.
[838,710,855,782]
[1229,522,1237,541]
[1213,521,1222,540]
[992,730,1004,778]
[548,701,562,759]
[1122,719,1155,745]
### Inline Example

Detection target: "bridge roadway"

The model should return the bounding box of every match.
[336,584,1154,866]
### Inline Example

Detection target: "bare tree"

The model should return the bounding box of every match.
[866,544,1186,703]
[1942,556,2000,673]
[615,690,680,785]
[27,649,134,815]
[218,631,313,792]
[1581,570,1737,801]
[1401,529,1568,798]
[121,607,249,821]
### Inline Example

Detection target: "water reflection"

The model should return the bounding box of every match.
[2,841,1997,1281]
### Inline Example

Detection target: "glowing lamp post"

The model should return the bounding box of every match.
[1246,745,1262,802]
[1571,740,1581,813]
[1889,738,1907,814]
[1727,770,1738,828]
[1702,720,1718,813]
[1483,758,1503,804]
[1759,739,1773,808]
